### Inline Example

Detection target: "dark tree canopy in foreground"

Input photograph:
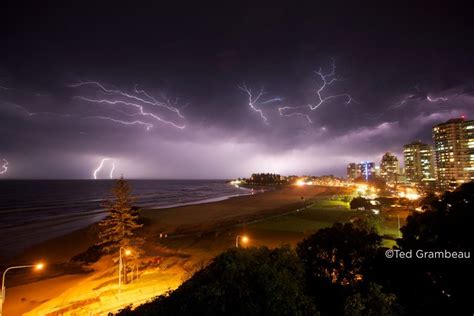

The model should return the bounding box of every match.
[376,181,474,315]
[296,223,398,316]
[118,247,317,316]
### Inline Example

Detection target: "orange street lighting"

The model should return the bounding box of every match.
[1,262,45,316]
[118,247,132,295]
[236,235,249,248]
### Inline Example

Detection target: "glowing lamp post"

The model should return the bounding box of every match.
[118,247,131,295]
[1,263,44,316]
[235,235,249,248]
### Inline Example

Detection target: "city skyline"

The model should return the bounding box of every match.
[1,3,474,179]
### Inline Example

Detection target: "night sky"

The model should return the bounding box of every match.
[1,2,473,179]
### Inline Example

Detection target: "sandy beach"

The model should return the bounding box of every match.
[3,185,351,315]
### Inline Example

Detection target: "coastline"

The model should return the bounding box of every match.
[5,185,349,315]
[2,185,255,261]
[13,185,343,264]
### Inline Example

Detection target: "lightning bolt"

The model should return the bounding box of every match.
[307,58,353,110]
[389,89,449,111]
[269,58,353,124]
[0,158,8,175]
[238,83,282,125]
[278,107,313,123]
[70,81,186,130]
[133,85,186,119]
[426,95,448,102]
[73,96,184,129]
[93,158,116,179]
[82,116,154,131]
[7,102,74,118]
[109,161,116,179]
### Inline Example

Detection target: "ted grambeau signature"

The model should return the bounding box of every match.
[385,249,471,260]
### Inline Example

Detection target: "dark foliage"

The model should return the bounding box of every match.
[70,244,104,265]
[375,182,474,315]
[344,282,398,316]
[349,197,370,210]
[117,247,317,316]
[296,223,383,315]
[98,177,143,257]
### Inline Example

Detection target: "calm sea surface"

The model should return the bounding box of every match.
[0,180,250,257]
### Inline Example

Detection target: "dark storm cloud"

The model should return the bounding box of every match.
[1,2,473,178]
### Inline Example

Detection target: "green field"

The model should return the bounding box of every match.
[247,196,401,248]
[248,198,357,234]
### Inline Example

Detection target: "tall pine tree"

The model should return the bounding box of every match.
[98,177,144,259]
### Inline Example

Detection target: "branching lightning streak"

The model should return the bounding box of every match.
[238,83,282,125]
[278,107,312,123]
[308,58,353,110]
[133,85,185,119]
[273,59,352,124]
[70,81,186,130]
[93,158,116,179]
[82,116,154,131]
[73,96,184,129]
[0,158,8,175]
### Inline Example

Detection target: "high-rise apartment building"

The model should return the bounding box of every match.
[380,152,399,183]
[359,161,375,181]
[403,141,435,183]
[432,118,474,189]
[346,161,375,181]
[346,163,358,181]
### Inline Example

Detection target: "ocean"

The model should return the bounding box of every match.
[0,179,251,258]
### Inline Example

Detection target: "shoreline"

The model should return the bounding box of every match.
[8,186,272,265]
[1,185,256,261]
[4,185,349,315]
[150,188,255,210]
[11,185,336,265]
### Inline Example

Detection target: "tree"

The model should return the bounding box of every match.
[384,181,474,315]
[296,223,381,315]
[352,213,381,235]
[118,247,318,315]
[98,177,143,280]
[344,283,398,316]
[349,197,370,210]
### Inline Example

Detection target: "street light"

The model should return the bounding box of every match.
[236,235,249,248]
[118,247,131,295]
[1,262,44,316]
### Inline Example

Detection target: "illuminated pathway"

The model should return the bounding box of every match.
[23,258,183,315]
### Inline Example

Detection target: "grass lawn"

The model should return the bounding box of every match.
[248,197,357,235]
[247,196,403,248]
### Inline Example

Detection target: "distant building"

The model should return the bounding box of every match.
[358,161,375,181]
[347,162,375,181]
[374,165,381,177]
[403,141,435,183]
[432,117,474,189]
[380,152,399,183]
[346,163,359,181]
